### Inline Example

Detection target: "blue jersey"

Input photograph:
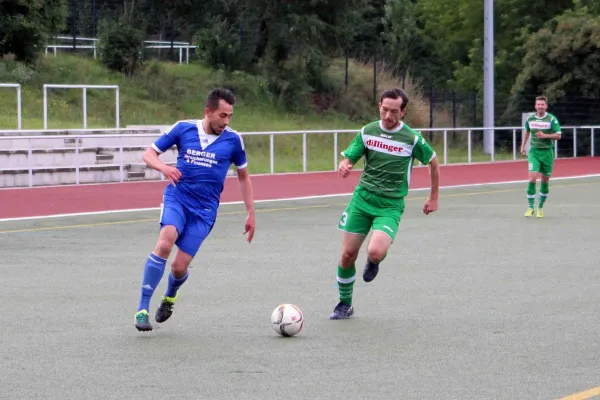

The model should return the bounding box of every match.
[151,120,247,223]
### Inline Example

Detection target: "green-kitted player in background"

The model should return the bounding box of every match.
[520,96,562,218]
[329,88,440,320]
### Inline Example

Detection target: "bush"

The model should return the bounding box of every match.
[194,17,257,72]
[0,0,67,63]
[97,18,145,76]
[0,54,35,84]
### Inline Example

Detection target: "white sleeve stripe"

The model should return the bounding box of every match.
[230,129,245,150]
[236,162,248,169]
[151,143,163,154]
[429,152,437,162]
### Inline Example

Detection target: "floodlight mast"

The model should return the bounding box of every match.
[484,0,494,158]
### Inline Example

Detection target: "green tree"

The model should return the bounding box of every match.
[512,9,600,100]
[97,3,145,76]
[0,0,68,63]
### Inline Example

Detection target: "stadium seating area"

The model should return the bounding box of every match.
[0,126,183,187]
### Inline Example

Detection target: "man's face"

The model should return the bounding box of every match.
[379,97,405,130]
[205,100,233,135]
[535,100,547,115]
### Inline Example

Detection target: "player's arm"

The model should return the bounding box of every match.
[521,121,531,155]
[427,156,440,210]
[236,167,255,243]
[413,135,439,215]
[339,129,366,178]
[144,122,182,185]
[232,134,255,243]
[537,117,562,140]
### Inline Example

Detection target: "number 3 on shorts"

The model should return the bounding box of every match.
[339,211,348,227]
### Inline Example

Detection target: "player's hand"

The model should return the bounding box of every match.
[161,165,182,185]
[520,146,527,156]
[536,131,546,138]
[423,198,438,215]
[243,213,255,243]
[338,159,353,178]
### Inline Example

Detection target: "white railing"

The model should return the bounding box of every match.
[0,83,22,129]
[0,126,597,187]
[46,36,195,64]
[43,84,120,129]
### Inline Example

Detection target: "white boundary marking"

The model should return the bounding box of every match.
[1,173,599,223]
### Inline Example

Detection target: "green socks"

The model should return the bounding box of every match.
[539,182,549,208]
[337,264,356,305]
[527,181,549,208]
[527,182,536,208]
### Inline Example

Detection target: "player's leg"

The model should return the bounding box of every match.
[135,199,184,331]
[363,232,392,282]
[537,151,554,217]
[155,214,213,323]
[363,202,403,282]
[525,150,541,217]
[330,196,370,320]
[154,248,192,323]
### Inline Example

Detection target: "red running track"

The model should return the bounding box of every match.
[1,158,599,219]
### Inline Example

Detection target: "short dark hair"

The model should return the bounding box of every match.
[206,88,236,110]
[535,95,548,104]
[380,88,409,111]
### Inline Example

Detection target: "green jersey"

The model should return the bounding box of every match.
[524,112,561,150]
[341,120,436,199]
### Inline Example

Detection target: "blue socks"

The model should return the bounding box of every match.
[165,270,189,298]
[137,253,167,312]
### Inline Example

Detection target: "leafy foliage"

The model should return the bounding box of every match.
[513,9,600,100]
[97,16,145,76]
[0,0,68,63]
[2,0,600,125]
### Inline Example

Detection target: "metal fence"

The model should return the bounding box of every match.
[46,36,196,64]
[0,126,598,188]
[0,84,22,130]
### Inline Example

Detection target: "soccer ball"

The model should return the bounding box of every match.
[271,304,303,337]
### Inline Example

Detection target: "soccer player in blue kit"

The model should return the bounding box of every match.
[134,88,256,331]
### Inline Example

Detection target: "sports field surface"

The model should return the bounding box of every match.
[1,158,599,400]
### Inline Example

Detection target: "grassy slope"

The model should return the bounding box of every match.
[0,55,509,173]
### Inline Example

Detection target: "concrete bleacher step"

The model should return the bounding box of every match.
[63,137,80,147]
[127,171,147,180]
[95,153,114,164]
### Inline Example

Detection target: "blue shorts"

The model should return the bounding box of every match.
[159,196,214,258]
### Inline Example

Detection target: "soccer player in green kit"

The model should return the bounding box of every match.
[520,96,562,218]
[329,88,440,320]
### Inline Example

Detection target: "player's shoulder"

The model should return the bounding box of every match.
[222,126,245,148]
[360,120,380,134]
[547,112,560,121]
[398,122,427,144]
[223,125,241,136]
[400,121,420,135]
[165,119,199,135]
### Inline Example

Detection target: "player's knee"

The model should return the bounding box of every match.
[170,259,189,276]
[340,247,359,267]
[367,247,386,264]
[154,239,174,258]
[154,230,177,258]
